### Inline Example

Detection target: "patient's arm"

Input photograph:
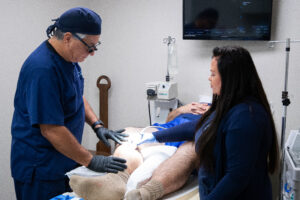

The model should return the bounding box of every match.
[166,102,210,122]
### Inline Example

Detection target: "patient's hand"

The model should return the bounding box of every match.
[166,102,210,122]
[179,102,210,115]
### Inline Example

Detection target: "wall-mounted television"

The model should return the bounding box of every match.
[183,0,273,40]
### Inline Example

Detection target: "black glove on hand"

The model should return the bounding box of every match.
[87,155,127,173]
[94,127,128,147]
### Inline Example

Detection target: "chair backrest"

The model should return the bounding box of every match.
[96,75,111,156]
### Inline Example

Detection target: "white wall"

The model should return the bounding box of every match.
[0,0,299,199]
[0,1,92,198]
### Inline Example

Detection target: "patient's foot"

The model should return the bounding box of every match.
[70,171,129,200]
[125,179,164,200]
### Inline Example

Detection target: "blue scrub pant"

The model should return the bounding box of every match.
[14,176,71,200]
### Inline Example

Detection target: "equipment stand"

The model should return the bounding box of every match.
[269,38,300,200]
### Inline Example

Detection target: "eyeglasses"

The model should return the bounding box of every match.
[73,33,101,53]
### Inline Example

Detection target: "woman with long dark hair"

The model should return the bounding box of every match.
[135,46,279,200]
[195,46,279,199]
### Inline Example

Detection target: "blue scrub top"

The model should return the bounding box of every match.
[11,41,85,182]
[195,99,273,200]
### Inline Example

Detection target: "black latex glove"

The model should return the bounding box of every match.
[94,127,128,147]
[87,155,127,173]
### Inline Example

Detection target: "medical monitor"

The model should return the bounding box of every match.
[183,0,273,40]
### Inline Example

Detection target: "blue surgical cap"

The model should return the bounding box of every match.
[46,7,102,38]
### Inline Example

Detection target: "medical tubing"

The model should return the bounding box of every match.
[148,100,152,125]
[140,126,167,135]
[139,126,167,141]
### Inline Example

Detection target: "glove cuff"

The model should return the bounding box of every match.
[92,120,104,131]
[87,156,96,171]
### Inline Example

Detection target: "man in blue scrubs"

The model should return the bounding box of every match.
[11,7,127,199]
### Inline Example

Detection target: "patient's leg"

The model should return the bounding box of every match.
[126,142,197,200]
[153,142,197,194]
[70,172,129,200]
[70,129,144,200]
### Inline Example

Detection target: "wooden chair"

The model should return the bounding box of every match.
[95,75,112,156]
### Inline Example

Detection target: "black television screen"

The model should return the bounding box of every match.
[183,0,273,40]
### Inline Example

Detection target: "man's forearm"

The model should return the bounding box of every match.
[40,124,93,166]
[83,96,99,126]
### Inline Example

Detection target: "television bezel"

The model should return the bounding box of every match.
[182,0,273,41]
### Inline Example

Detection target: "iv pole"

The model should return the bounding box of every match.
[268,38,300,200]
[163,36,176,82]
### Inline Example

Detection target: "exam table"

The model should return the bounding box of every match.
[51,75,200,200]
